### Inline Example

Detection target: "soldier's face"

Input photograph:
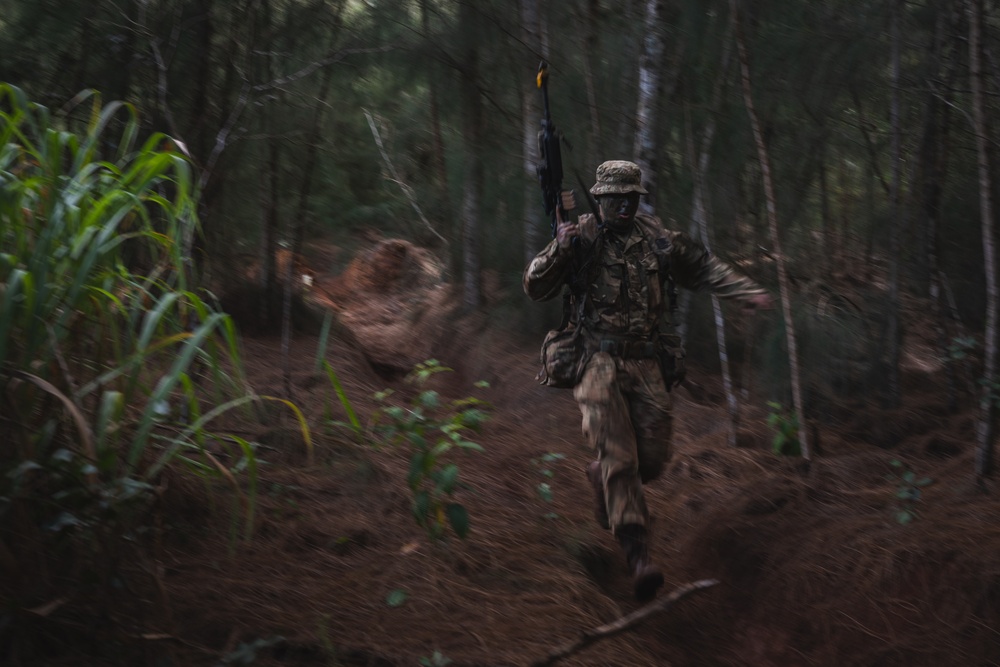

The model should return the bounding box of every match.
[599,193,640,231]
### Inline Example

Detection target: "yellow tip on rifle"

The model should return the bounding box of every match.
[537,63,547,89]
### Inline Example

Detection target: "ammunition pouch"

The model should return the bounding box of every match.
[538,327,586,388]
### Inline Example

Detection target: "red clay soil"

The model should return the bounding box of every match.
[15,240,1000,667]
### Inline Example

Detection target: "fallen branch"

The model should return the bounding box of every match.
[531,579,719,667]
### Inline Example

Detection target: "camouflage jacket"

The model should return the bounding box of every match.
[523,213,768,340]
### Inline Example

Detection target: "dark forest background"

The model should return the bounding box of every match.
[6,0,1000,463]
[6,0,1000,458]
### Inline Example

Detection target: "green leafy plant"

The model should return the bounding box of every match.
[386,588,408,607]
[322,359,364,441]
[373,360,489,541]
[419,650,453,667]
[766,401,801,456]
[888,459,932,525]
[531,452,565,519]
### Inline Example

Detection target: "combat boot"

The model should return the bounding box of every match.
[616,524,664,602]
[586,460,610,530]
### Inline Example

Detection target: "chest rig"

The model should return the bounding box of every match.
[562,215,679,343]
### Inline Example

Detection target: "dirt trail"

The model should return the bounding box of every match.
[146,241,1000,667]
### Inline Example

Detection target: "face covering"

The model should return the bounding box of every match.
[598,193,640,232]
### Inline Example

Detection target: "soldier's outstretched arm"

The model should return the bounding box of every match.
[667,231,771,304]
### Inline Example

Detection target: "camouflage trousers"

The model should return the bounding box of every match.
[573,351,673,532]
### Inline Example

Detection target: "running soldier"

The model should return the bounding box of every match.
[524,160,772,601]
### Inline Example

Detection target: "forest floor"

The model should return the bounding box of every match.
[23,239,1000,667]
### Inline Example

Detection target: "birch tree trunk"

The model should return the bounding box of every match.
[732,0,810,459]
[685,13,738,447]
[969,0,997,479]
[633,0,666,215]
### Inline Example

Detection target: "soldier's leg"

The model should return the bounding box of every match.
[627,359,674,483]
[573,352,648,530]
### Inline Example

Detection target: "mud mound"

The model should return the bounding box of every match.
[314,239,455,375]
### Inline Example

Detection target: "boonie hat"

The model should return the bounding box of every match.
[589,160,648,196]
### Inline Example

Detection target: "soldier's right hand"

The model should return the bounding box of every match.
[556,218,579,250]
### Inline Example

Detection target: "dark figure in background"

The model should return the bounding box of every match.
[523,160,772,601]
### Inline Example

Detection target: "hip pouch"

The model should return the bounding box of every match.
[657,333,686,389]
[537,328,586,388]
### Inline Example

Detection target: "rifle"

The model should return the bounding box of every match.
[536,61,567,239]
[535,61,602,239]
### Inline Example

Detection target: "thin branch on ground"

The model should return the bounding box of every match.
[530,579,720,667]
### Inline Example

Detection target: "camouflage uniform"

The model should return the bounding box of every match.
[523,162,768,535]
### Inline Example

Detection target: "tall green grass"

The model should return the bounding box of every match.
[0,84,306,549]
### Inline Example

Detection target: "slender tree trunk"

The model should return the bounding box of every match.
[886,0,903,408]
[850,86,892,198]
[191,0,215,159]
[684,12,738,446]
[74,13,93,95]
[923,4,959,409]
[281,1,348,398]
[290,2,347,253]
[633,0,666,215]
[969,0,998,480]
[818,147,832,273]
[419,0,450,244]
[732,0,810,459]
[460,2,483,312]
[687,112,738,447]
[677,15,732,340]
[837,149,851,275]
[258,0,280,323]
[582,0,602,169]
[198,0,255,254]
[107,0,137,103]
